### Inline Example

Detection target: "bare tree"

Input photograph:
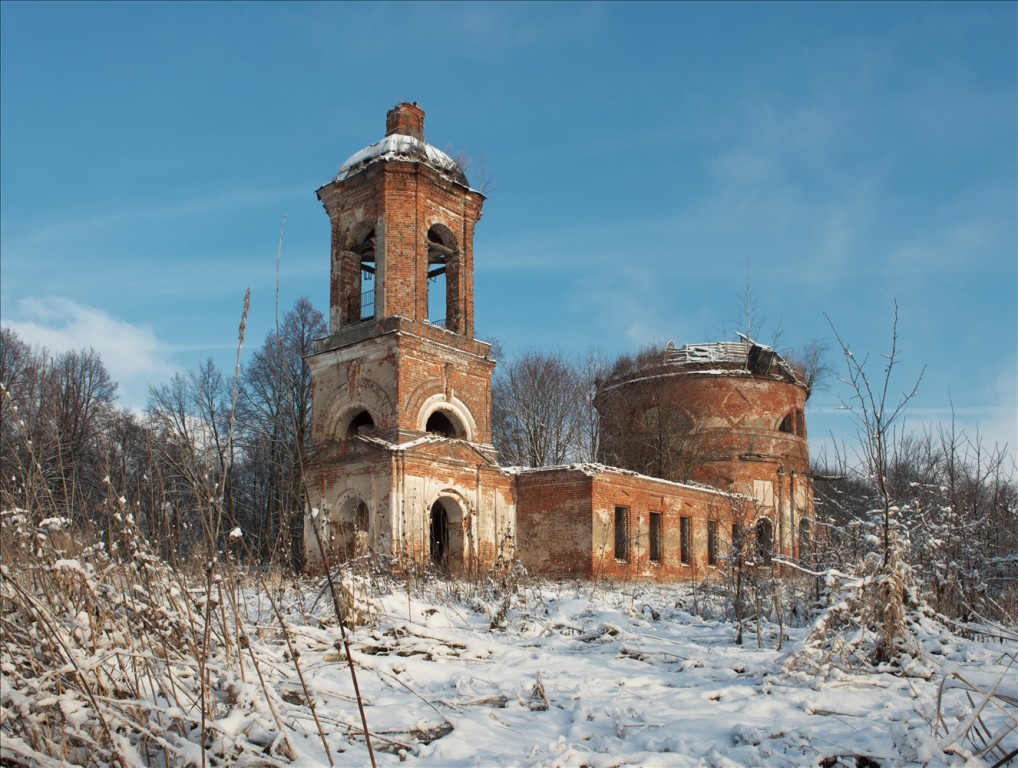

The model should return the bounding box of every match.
[0,328,119,521]
[146,358,234,559]
[0,326,47,509]
[492,351,581,467]
[574,349,611,463]
[237,297,325,570]
[826,301,924,566]
[782,337,832,395]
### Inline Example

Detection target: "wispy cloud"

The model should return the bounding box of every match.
[3,297,177,410]
[8,186,303,250]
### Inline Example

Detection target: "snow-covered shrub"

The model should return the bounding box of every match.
[785,523,934,678]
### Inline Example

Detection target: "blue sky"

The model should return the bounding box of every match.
[2,1,1015,463]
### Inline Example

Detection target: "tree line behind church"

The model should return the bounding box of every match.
[1,296,1015,624]
[1,297,323,573]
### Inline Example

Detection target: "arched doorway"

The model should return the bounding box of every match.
[430,501,449,565]
[429,497,465,571]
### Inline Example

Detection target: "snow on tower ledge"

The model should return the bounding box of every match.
[332,101,471,188]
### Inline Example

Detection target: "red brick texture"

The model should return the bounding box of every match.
[596,353,814,560]
[515,466,754,581]
[317,151,484,337]
[386,102,425,140]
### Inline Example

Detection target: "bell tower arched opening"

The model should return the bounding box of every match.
[353,228,376,321]
[427,225,457,329]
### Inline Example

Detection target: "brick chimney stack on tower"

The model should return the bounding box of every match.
[385,102,425,140]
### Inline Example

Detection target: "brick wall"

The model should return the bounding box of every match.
[516,469,594,577]
[515,465,754,582]
[597,364,813,558]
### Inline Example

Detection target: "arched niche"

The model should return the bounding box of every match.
[330,494,372,559]
[345,409,376,437]
[426,410,460,438]
[327,400,383,440]
[798,517,812,561]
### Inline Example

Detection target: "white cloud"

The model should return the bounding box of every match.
[959,367,1018,456]
[4,297,176,410]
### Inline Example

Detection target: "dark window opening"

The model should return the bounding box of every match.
[795,409,806,437]
[430,501,449,566]
[426,226,455,327]
[614,506,629,561]
[779,413,794,433]
[756,518,774,565]
[707,519,719,566]
[347,410,375,437]
[679,516,691,565]
[649,512,662,563]
[352,229,376,321]
[426,411,458,438]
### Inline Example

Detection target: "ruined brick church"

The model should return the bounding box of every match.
[304,103,813,580]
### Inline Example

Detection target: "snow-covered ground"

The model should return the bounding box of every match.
[3,560,1015,767]
[236,576,1015,767]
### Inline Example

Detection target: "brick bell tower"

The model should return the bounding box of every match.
[310,102,492,445]
[306,103,499,568]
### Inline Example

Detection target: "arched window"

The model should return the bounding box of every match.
[795,409,806,437]
[779,413,794,433]
[352,228,376,320]
[346,410,375,437]
[755,518,773,565]
[426,226,456,327]
[426,410,460,438]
